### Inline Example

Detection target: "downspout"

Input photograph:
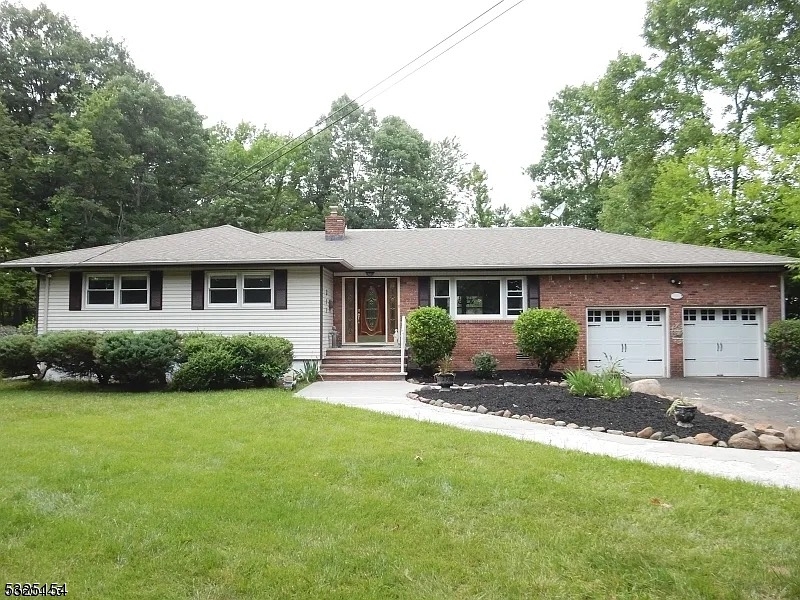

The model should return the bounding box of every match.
[30,267,50,334]
[780,272,786,320]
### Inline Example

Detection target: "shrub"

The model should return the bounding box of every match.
[0,334,37,378]
[32,330,101,380]
[471,351,498,379]
[94,330,181,389]
[765,319,800,377]
[17,318,36,336]
[172,346,240,391]
[513,308,579,374]
[406,307,457,374]
[174,333,294,391]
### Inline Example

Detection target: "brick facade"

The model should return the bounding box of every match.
[333,271,783,376]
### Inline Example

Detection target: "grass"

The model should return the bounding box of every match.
[1,381,799,599]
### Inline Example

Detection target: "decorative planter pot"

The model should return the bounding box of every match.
[674,404,697,427]
[435,373,455,389]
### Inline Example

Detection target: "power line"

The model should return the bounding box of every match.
[54,0,526,271]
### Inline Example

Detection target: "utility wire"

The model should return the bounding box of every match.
[52,0,526,271]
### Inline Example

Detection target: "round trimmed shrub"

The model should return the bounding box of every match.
[513,308,579,374]
[94,329,181,389]
[33,330,101,379]
[471,351,498,379]
[765,319,800,377]
[406,306,457,374]
[172,346,240,391]
[0,334,37,378]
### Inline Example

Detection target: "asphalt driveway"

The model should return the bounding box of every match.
[658,378,800,429]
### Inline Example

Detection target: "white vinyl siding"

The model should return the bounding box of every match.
[38,266,323,359]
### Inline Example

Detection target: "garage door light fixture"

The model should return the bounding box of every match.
[669,277,682,286]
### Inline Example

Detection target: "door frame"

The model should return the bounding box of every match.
[341,276,400,345]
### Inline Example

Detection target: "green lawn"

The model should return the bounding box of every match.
[0,382,798,599]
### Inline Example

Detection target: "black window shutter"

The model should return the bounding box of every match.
[149,271,163,310]
[274,269,287,310]
[69,271,83,311]
[527,275,540,309]
[191,270,204,310]
[418,276,431,307]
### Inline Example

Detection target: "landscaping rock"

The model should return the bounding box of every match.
[728,430,760,450]
[407,393,419,400]
[502,410,512,418]
[454,404,463,410]
[607,429,623,435]
[678,436,697,444]
[554,420,567,427]
[591,426,606,432]
[716,440,728,448]
[694,432,718,446]
[784,427,800,451]
[663,434,680,442]
[637,426,655,439]
[541,418,556,425]
[434,399,444,407]
[624,431,636,437]
[763,428,784,438]
[566,423,580,429]
[512,414,521,419]
[754,422,774,433]
[559,381,569,387]
[650,431,664,441]
[629,379,663,395]
[580,425,591,430]
[758,434,786,451]
[520,415,531,421]
[463,406,473,411]
[477,405,488,414]
[442,402,452,409]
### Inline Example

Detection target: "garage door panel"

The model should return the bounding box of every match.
[683,308,762,377]
[587,308,666,378]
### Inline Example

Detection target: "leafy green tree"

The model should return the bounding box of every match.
[461,164,511,227]
[48,75,209,248]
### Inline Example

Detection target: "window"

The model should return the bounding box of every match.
[684,309,697,322]
[627,310,642,322]
[87,275,115,305]
[86,274,148,307]
[433,279,450,311]
[588,310,602,323]
[721,309,737,321]
[700,309,715,321]
[208,272,273,306]
[645,310,661,322]
[604,310,620,322]
[741,308,757,321]
[431,277,525,318]
[506,279,524,316]
[120,275,148,305]
[457,280,501,315]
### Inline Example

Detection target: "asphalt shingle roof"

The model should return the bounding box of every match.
[1,225,793,270]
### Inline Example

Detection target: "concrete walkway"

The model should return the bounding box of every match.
[298,381,800,490]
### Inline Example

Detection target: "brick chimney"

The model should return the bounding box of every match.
[325,206,346,240]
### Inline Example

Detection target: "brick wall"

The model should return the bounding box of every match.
[541,271,783,376]
[336,271,784,376]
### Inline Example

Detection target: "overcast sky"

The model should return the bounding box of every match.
[24,0,649,213]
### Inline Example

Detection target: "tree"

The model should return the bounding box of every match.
[48,75,209,248]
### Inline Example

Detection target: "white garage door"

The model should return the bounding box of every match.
[587,308,667,377]
[683,308,762,376]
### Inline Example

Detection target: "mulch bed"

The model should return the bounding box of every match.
[407,369,562,386]
[419,384,745,440]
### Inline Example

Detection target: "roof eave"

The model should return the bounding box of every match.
[1,258,354,270]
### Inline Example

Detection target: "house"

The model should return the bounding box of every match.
[1,207,793,379]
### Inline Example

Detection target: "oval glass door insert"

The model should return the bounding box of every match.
[365,286,379,331]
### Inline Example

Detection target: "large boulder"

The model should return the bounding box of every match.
[629,379,664,395]
[728,430,761,450]
[758,434,786,451]
[784,427,800,451]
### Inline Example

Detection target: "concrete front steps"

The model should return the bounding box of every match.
[320,346,407,381]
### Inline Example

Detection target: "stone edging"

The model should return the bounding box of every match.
[407,384,799,452]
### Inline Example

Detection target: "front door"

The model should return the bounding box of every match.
[357,278,385,343]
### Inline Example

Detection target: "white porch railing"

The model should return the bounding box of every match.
[399,315,407,375]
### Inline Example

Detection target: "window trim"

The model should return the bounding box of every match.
[85,273,150,308]
[206,271,274,308]
[431,276,526,320]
